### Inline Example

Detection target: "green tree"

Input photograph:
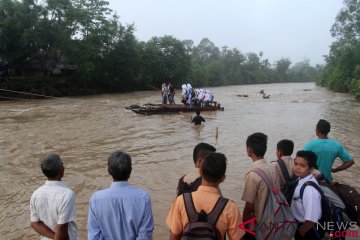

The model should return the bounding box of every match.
[220,47,246,85]
[318,0,360,98]
[274,58,291,82]
[142,35,190,88]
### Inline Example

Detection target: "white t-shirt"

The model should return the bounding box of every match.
[291,174,322,223]
[30,181,78,240]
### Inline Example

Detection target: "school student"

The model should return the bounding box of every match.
[291,150,322,240]
[166,153,245,240]
[241,132,277,239]
[177,142,216,196]
[272,139,295,187]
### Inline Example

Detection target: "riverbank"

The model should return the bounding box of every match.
[1,82,359,239]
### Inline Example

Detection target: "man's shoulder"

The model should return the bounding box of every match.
[31,184,75,204]
[246,162,276,181]
[91,185,150,200]
[304,138,318,148]
[33,183,74,195]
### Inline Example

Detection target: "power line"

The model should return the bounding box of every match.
[0,88,73,100]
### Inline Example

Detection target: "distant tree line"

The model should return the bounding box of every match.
[317,0,360,100]
[0,0,322,98]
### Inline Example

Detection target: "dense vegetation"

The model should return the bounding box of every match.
[1,0,322,97]
[317,0,360,100]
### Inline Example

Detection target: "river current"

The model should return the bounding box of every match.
[0,82,359,239]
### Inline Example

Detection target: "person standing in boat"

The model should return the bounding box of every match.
[161,80,170,104]
[181,83,193,106]
[168,83,175,104]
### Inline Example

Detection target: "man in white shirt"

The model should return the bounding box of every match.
[291,150,322,240]
[30,154,78,240]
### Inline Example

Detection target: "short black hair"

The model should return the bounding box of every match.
[296,150,317,169]
[196,109,201,115]
[193,142,216,164]
[40,154,63,178]
[317,119,331,135]
[201,152,227,183]
[277,139,294,156]
[108,151,132,181]
[246,132,268,157]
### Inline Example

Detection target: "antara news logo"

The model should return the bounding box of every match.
[315,221,359,238]
[238,218,359,238]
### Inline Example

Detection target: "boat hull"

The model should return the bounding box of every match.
[126,103,224,115]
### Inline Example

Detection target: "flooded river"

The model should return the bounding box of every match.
[1,82,359,239]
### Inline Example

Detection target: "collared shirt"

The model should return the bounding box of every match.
[30,181,78,240]
[166,186,245,240]
[183,167,200,184]
[304,138,352,181]
[241,159,277,223]
[291,174,322,223]
[177,168,222,196]
[88,181,154,240]
[272,156,294,187]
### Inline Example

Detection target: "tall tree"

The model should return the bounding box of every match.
[318,0,360,98]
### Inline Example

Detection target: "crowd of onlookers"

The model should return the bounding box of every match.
[29,119,354,240]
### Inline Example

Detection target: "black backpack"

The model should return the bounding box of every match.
[276,158,298,204]
[320,181,360,225]
[181,193,229,240]
[300,181,346,240]
[177,176,202,196]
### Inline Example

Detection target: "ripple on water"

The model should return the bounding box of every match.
[1,83,360,240]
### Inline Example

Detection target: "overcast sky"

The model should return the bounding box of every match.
[107,0,344,65]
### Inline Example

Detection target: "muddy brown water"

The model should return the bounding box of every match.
[1,82,359,239]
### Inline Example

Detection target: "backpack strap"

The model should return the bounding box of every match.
[207,197,229,225]
[299,181,324,200]
[276,158,291,182]
[183,193,198,223]
[250,168,277,192]
[183,192,229,225]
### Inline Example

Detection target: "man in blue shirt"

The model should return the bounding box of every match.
[304,119,354,181]
[88,151,154,240]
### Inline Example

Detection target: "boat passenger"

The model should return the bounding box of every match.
[161,81,170,104]
[181,83,193,106]
[168,84,175,104]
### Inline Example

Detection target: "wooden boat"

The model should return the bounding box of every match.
[126,102,224,115]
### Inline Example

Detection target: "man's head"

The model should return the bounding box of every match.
[40,154,64,180]
[246,132,268,159]
[193,142,216,167]
[196,109,201,116]
[316,119,331,136]
[200,152,227,184]
[108,151,132,181]
[293,150,317,178]
[276,139,294,158]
